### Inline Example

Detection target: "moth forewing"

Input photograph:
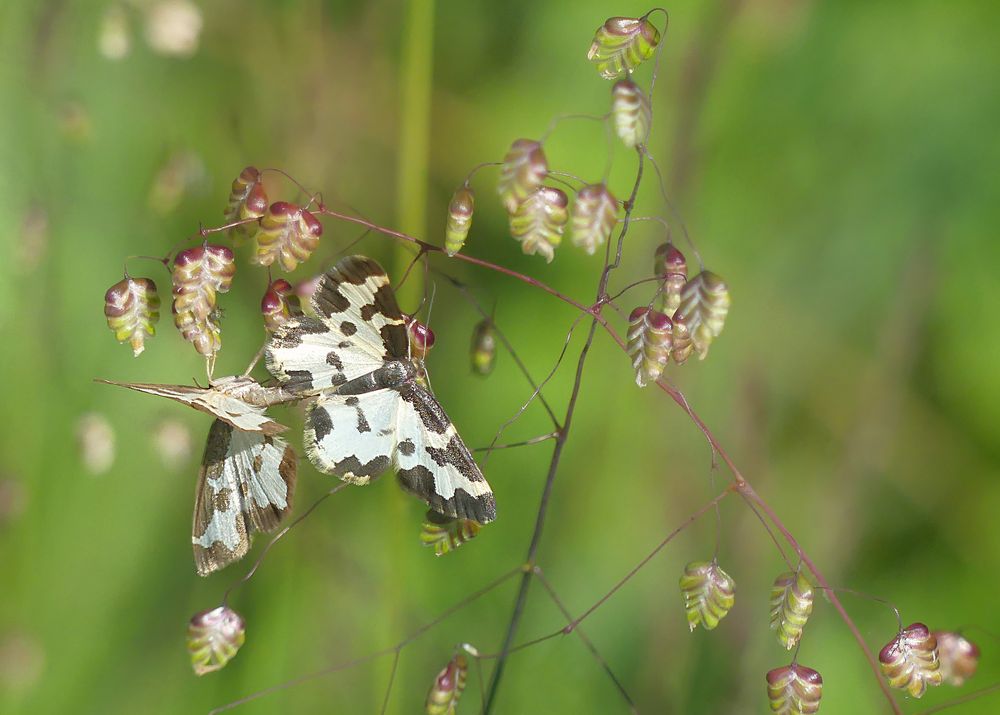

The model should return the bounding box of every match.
[97,377,291,435]
[192,419,297,576]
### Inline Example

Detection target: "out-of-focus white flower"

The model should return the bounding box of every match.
[0,478,28,526]
[0,631,45,694]
[99,4,131,60]
[145,0,203,58]
[76,413,116,475]
[148,150,207,214]
[153,419,193,471]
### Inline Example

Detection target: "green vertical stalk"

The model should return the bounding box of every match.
[394,0,434,309]
[380,2,434,712]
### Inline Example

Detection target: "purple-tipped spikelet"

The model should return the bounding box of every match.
[253,201,323,272]
[497,139,548,214]
[420,510,480,556]
[769,571,814,651]
[104,277,160,356]
[766,664,823,714]
[679,560,736,631]
[879,623,944,698]
[425,653,468,715]
[470,319,497,376]
[223,166,268,241]
[571,184,618,255]
[187,606,246,676]
[933,631,979,686]
[612,79,651,149]
[653,243,687,317]
[445,186,475,256]
[626,307,673,387]
[172,245,234,360]
[406,317,436,361]
[677,270,730,360]
[260,278,303,332]
[509,186,568,262]
[587,16,661,79]
[670,312,694,364]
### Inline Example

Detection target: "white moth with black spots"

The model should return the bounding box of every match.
[193,419,297,576]
[266,255,496,524]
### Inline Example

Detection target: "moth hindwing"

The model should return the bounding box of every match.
[192,419,298,576]
[266,255,497,524]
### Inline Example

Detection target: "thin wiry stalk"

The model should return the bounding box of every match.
[210,567,521,713]
[533,566,638,714]
[482,149,647,713]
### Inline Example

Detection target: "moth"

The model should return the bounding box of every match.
[265,255,497,524]
[99,375,299,575]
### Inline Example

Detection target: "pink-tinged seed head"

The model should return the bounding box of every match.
[300,209,323,237]
[407,318,436,350]
[645,309,672,331]
[629,306,648,322]
[260,290,282,313]
[204,244,233,262]
[270,278,293,294]
[268,201,298,218]
[174,246,204,266]
[245,183,268,213]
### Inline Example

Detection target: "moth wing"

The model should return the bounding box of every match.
[96,379,286,435]
[304,389,400,484]
[394,383,496,524]
[192,420,297,576]
[309,255,409,360]
[265,256,408,394]
[265,316,385,394]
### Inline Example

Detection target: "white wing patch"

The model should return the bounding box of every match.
[304,389,399,485]
[192,420,297,576]
[266,316,385,393]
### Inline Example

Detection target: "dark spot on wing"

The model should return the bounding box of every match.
[398,383,450,434]
[340,321,357,336]
[360,303,377,321]
[371,282,403,320]
[398,439,415,456]
[285,369,314,391]
[396,466,496,524]
[213,487,232,513]
[268,317,329,348]
[338,341,352,348]
[326,351,344,370]
[335,454,390,479]
[345,396,359,406]
[252,453,264,472]
[381,322,408,359]
[426,436,484,482]
[354,406,371,433]
[312,279,351,317]
[310,405,333,441]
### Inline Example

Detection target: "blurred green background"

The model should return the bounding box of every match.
[1,1,998,713]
